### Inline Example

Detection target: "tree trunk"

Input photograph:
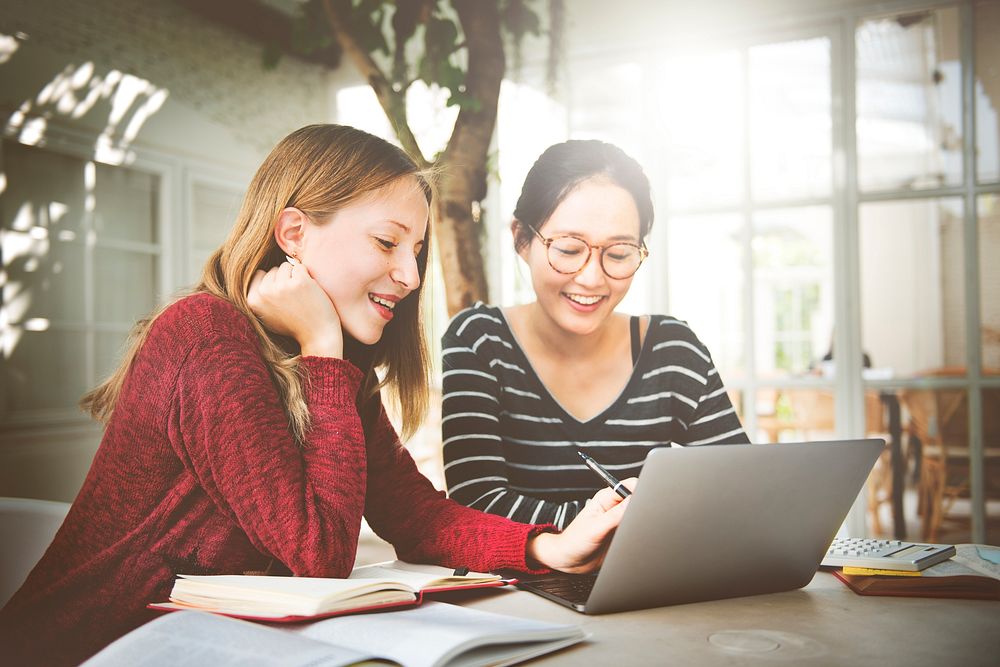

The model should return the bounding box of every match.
[323,0,502,316]
[435,0,505,316]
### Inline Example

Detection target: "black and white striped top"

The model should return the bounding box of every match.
[442,303,749,528]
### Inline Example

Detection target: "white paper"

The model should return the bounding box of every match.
[82,611,373,667]
[348,560,498,590]
[290,601,583,667]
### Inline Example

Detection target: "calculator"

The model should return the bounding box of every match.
[820,537,956,571]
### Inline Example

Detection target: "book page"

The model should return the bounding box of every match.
[290,601,583,667]
[927,544,1000,579]
[349,561,499,591]
[82,611,380,667]
[172,575,416,616]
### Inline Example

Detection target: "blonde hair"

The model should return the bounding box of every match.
[81,124,432,443]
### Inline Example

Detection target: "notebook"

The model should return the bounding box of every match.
[504,439,884,614]
[148,561,509,622]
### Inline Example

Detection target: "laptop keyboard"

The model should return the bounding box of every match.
[524,574,597,605]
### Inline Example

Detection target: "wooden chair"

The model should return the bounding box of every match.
[898,383,1000,542]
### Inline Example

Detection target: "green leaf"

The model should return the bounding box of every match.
[419,14,465,89]
[447,88,481,112]
[392,0,425,46]
[501,0,542,41]
[290,14,335,57]
[431,16,460,49]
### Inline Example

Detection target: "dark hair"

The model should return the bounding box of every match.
[512,140,653,252]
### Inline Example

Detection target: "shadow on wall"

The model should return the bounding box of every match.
[2,32,169,165]
[1,32,171,503]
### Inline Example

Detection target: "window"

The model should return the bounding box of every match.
[492,1,1000,542]
[1,140,162,424]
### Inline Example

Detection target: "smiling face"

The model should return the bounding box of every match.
[298,176,429,345]
[520,177,642,337]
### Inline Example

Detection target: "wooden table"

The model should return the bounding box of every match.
[434,571,1000,666]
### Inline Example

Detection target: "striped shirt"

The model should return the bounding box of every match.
[442,303,749,528]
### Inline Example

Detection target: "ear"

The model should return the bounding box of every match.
[274,207,308,260]
[512,219,529,261]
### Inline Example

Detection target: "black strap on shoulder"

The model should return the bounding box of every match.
[630,315,641,364]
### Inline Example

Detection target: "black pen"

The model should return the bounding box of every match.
[577,451,631,499]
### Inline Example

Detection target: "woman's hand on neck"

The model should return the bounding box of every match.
[248,260,344,358]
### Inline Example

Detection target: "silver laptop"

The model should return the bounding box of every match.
[504,439,884,614]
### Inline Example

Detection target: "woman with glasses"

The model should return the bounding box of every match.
[442,140,748,528]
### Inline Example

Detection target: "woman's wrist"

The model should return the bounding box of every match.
[300,333,343,358]
[526,532,558,570]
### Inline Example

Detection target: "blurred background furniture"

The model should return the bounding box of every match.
[772,389,905,538]
[0,497,70,607]
[898,376,1000,543]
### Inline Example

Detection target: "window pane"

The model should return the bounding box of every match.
[94,331,129,384]
[749,37,832,201]
[752,207,833,378]
[4,328,88,414]
[981,195,1000,371]
[976,1,1000,184]
[1,140,86,235]
[860,198,966,378]
[898,387,972,542]
[856,8,963,192]
[983,388,1000,545]
[2,233,85,323]
[94,249,157,323]
[656,50,744,210]
[667,213,745,379]
[94,163,158,244]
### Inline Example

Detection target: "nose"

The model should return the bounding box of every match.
[390,252,420,292]
[574,248,605,287]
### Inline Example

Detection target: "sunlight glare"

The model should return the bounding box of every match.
[335,82,459,159]
[0,34,19,65]
[19,117,47,146]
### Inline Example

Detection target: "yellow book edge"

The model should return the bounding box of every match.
[841,566,922,577]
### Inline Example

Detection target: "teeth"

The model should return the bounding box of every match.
[565,294,602,305]
[370,295,396,310]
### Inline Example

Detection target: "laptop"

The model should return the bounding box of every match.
[503,438,884,614]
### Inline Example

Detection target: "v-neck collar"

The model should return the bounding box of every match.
[498,308,653,427]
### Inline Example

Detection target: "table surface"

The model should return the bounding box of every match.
[431,571,1000,666]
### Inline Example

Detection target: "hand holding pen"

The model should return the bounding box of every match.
[529,457,635,573]
[577,451,632,499]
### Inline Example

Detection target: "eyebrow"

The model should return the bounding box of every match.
[550,230,639,243]
[387,220,411,234]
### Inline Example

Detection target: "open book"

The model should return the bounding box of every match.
[149,561,509,621]
[84,602,585,667]
[833,544,1000,601]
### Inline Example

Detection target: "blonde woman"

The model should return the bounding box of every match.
[0,125,630,666]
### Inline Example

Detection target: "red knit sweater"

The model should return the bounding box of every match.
[0,294,547,665]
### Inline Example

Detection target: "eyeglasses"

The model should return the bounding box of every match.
[530,225,648,280]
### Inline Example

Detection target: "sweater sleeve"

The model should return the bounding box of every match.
[362,401,553,574]
[441,312,579,527]
[171,329,369,578]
